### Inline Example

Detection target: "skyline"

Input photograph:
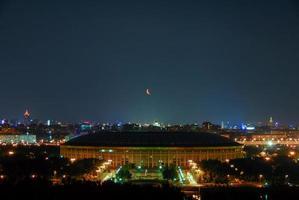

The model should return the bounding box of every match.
[1,0,299,123]
[0,109,292,127]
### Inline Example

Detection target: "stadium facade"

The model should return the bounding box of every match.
[60,132,244,168]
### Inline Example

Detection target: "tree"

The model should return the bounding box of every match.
[199,160,230,183]
[69,158,103,177]
[162,165,178,180]
[116,165,132,181]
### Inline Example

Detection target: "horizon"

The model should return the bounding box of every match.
[0,110,294,127]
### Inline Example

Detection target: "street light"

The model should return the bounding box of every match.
[265,157,271,161]
[259,174,263,183]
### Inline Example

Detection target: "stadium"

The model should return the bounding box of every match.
[60,132,244,168]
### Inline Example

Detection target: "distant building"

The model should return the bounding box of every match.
[23,109,31,126]
[201,121,221,131]
[251,132,287,140]
[221,121,225,129]
[0,125,36,144]
[268,116,274,127]
[0,134,36,144]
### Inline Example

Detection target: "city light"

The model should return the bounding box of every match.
[267,141,274,146]
[1,1,299,198]
[265,157,271,161]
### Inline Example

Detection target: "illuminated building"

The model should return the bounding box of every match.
[0,125,36,144]
[0,134,36,144]
[24,109,30,118]
[23,109,31,125]
[80,121,93,131]
[61,132,244,168]
[221,121,225,129]
[268,116,274,127]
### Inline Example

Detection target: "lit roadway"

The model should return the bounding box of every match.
[237,140,299,146]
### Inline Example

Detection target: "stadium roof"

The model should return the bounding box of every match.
[64,132,241,147]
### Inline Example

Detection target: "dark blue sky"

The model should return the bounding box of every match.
[1,0,299,124]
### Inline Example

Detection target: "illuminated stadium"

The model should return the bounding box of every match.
[60,132,244,168]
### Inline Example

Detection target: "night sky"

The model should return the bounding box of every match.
[1,0,299,124]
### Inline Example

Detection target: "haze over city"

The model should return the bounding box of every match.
[1,0,299,123]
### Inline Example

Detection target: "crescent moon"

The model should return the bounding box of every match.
[146,89,151,95]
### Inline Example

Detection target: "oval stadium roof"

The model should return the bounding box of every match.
[64,132,241,147]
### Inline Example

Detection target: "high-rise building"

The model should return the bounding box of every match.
[24,109,30,119]
[221,121,225,129]
[23,109,31,126]
[269,117,273,124]
[268,116,273,127]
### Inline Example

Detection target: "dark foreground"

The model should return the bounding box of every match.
[201,186,299,200]
[1,180,299,200]
[0,179,183,200]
